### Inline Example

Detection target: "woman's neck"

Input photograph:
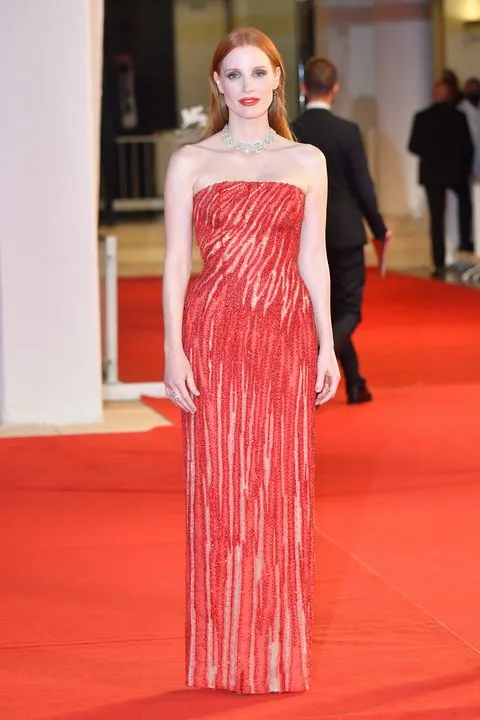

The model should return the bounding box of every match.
[225,115,272,142]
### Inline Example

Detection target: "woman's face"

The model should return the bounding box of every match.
[214,45,280,120]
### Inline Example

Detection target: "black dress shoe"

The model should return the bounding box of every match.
[431,267,446,280]
[347,385,373,405]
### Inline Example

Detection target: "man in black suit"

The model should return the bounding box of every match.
[408,81,474,278]
[292,58,389,405]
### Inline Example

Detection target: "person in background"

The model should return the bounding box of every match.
[444,73,477,263]
[408,81,474,278]
[459,78,480,183]
[292,57,390,405]
[441,68,463,105]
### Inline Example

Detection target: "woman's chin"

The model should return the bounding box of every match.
[229,104,268,121]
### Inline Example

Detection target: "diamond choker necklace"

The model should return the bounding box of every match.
[221,125,276,154]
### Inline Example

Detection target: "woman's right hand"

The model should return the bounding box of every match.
[164,350,200,413]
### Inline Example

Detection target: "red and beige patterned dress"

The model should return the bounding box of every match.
[182,180,317,694]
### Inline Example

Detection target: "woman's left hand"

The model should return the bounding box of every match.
[315,349,341,406]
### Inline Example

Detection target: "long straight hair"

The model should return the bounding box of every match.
[204,27,293,141]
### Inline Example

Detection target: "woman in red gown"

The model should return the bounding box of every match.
[162,27,340,694]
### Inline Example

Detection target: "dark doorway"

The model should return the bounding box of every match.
[103,0,177,135]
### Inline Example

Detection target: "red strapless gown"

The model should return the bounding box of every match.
[182,181,318,694]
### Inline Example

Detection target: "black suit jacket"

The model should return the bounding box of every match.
[408,102,473,186]
[292,108,387,250]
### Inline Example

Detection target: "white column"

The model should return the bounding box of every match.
[0,0,104,425]
[374,0,433,217]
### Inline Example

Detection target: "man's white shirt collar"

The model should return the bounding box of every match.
[305,101,332,111]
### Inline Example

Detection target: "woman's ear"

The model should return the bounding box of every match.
[213,71,223,94]
[274,67,281,90]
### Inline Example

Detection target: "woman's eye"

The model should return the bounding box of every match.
[227,72,240,80]
[253,70,267,77]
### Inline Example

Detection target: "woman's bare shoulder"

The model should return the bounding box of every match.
[167,139,215,181]
[168,143,195,171]
[166,135,229,194]
[289,141,326,170]
[275,137,325,168]
[273,141,326,192]
[169,139,213,163]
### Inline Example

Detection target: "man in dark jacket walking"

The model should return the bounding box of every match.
[408,81,474,278]
[293,58,390,404]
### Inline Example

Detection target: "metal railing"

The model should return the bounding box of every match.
[114,135,163,212]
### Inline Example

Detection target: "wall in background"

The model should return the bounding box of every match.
[315,0,432,218]
[174,0,226,118]
[443,0,480,82]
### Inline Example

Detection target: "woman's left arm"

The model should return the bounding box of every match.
[297,147,340,405]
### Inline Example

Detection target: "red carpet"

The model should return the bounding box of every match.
[1,273,480,719]
[118,271,480,386]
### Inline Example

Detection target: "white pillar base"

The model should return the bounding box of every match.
[103,381,166,402]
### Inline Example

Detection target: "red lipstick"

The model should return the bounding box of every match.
[239,97,260,106]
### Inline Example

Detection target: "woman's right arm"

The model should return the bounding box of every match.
[162,146,199,413]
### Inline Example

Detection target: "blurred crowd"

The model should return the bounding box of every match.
[408,70,480,279]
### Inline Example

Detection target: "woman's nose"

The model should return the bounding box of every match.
[243,76,254,93]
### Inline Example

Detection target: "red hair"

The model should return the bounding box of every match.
[204,27,293,141]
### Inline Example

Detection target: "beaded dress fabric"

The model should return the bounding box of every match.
[182,180,318,694]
